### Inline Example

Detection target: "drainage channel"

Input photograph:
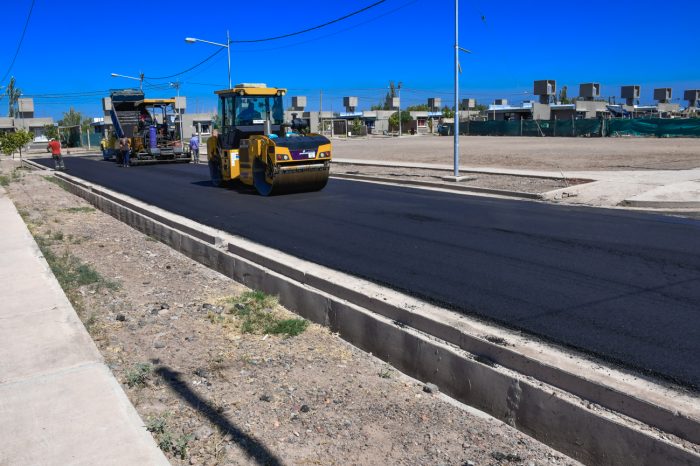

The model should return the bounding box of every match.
[24,159,700,465]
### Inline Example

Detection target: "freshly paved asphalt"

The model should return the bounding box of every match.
[39,157,700,389]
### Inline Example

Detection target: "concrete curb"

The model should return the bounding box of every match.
[621,199,700,209]
[331,172,543,200]
[25,161,700,465]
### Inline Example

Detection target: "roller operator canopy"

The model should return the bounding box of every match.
[215,83,287,97]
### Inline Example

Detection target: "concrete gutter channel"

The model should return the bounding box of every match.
[23,159,700,465]
[330,172,545,200]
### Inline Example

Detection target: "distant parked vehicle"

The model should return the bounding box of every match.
[437,123,452,136]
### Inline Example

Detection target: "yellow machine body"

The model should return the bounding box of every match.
[210,83,332,195]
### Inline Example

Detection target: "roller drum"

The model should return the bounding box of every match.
[253,159,329,196]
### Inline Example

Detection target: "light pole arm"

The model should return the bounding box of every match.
[185,33,232,89]
[185,37,228,48]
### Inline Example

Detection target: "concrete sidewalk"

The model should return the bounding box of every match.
[0,188,169,466]
[333,158,700,210]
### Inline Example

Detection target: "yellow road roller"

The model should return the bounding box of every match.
[207,83,331,196]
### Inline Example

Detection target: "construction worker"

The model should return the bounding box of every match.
[118,136,131,167]
[207,129,221,185]
[189,133,200,164]
[46,138,65,171]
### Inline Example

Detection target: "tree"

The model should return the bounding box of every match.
[372,81,402,111]
[351,118,364,135]
[44,124,59,140]
[0,130,34,158]
[406,104,429,111]
[388,110,411,131]
[441,106,455,119]
[5,77,21,118]
[59,107,84,127]
[58,107,91,146]
[559,86,571,104]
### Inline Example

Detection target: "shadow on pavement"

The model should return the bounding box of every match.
[153,365,283,466]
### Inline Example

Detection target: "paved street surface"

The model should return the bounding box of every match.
[37,157,700,390]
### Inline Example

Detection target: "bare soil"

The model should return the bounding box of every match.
[332,163,587,194]
[331,136,700,171]
[2,159,580,466]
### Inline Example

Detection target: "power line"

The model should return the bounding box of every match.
[233,0,420,54]
[0,0,36,87]
[145,0,410,82]
[232,0,387,43]
[146,48,225,80]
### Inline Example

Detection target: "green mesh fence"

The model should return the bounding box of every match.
[442,118,700,138]
[80,132,103,147]
[608,118,700,137]
[460,119,605,137]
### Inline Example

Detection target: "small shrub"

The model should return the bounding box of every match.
[52,231,64,241]
[146,416,167,434]
[147,416,191,460]
[172,434,192,459]
[267,318,308,337]
[225,291,309,337]
[125,363,153,388]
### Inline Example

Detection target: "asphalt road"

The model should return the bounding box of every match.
[39,157,700,389]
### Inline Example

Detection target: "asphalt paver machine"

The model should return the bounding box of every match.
[109,89,190,165]
[208,83,331,195]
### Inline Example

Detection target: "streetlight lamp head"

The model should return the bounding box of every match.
[184,38,196,43]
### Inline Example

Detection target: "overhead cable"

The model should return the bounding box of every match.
[146,48,225,80]
[232,0,387,43]
[0,0,37,87]
[145,0,400,81]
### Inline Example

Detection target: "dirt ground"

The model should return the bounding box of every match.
[3,159,578,466]
[331,135,700,171]
[332,164,586,194]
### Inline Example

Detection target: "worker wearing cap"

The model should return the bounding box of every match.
[189,133,200,164]
[46,138,65,171]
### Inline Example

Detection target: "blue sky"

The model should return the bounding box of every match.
[1,0,698,119]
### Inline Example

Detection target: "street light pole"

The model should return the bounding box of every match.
[111,72,144,90]
[452,1,472,179]
[454,0,459,177]
[398,82,402,137]
[185,33,231,89]
[170,81,184,149]
[226,30,232,89]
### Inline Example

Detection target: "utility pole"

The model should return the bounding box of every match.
[170,81,184,149]
[453,0,459,177]
[319,89,323,134]
[398,82,402,137]
[445,0,472,181]
[227,30,232,89]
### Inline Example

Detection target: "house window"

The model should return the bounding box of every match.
[417,118,427,127]
[199,123,211,135]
